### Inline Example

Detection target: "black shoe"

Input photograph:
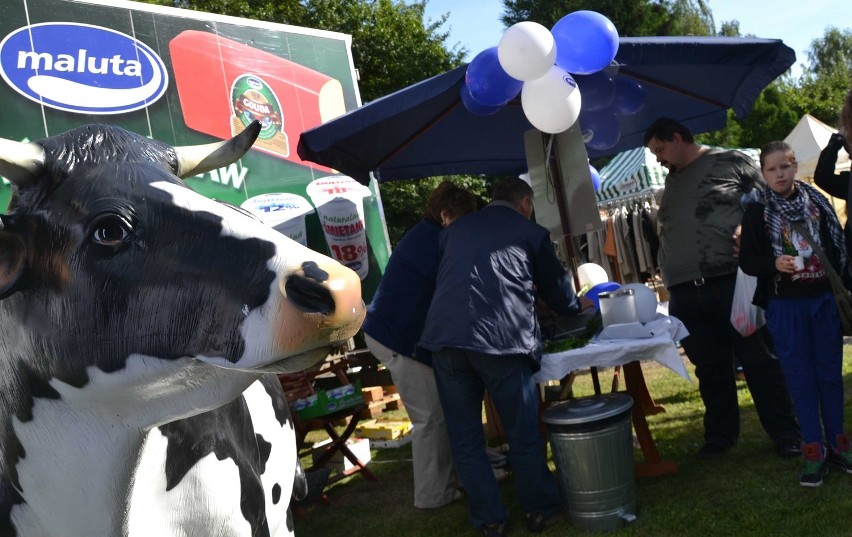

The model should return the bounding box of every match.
[775,438,802,458]
[480,521,508,537]
[697,442,730,458]
[291,467,330,508]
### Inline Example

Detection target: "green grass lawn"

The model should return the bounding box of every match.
[294,347,852,536]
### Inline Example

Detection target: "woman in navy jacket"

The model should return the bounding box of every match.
[362,181,477,509]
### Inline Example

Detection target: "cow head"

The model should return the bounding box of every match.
[0,123,364,478]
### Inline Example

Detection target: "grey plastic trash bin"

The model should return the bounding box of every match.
[542,393,636,532]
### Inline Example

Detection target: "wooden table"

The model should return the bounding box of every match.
[535,315,690,477]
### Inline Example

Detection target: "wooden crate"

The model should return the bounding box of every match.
[361,386,385,402]
[359,391,402,419]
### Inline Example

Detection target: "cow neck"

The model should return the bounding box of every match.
[8,355,259,536]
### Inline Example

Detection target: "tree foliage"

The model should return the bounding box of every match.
[696,82,800,149]
[718,19,739,37]
[500,0,712,37]
[782,27,852,128]
[806,27,852,78]
[660,0,713,36]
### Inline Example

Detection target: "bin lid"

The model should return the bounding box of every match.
[541,393,634,425]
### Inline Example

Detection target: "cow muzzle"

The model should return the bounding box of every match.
[275,258,365,362]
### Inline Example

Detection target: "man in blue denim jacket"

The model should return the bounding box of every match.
[419,178,593,536]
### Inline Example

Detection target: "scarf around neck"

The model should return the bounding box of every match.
[763,181,847,270]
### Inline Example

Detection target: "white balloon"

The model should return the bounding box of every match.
[521,65,582,134]
[577,263,608,288]
[497,21,557,82]
[623,283,658,323]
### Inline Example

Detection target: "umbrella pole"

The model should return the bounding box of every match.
[545,134,581,290]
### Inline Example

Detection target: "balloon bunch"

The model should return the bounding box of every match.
[575,72,646,152]
[460,10,646,153]
[460,11,620,136]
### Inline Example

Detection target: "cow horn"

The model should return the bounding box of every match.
[0,138,45,187]
[174,121,261,179]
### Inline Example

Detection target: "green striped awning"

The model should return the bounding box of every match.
[731,147,760,166]
[596,147,666,202]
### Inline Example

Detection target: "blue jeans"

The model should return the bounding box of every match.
[432,348,561,529]
[766,294,845,445]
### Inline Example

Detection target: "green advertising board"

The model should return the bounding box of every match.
[0,0,390,300]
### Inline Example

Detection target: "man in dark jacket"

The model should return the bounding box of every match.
[419,178,592,537]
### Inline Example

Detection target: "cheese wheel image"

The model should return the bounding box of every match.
[170,30,345,170]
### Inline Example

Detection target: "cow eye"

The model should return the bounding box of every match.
[91,215,133,248]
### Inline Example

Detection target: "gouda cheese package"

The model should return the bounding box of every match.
[170,30,344,170]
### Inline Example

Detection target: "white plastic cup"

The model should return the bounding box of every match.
[598,289,638,327]
[240,192,315,246]
[315,197,368,278]
[793,256,804,271]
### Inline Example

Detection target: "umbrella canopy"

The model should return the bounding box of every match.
[298,36,795,184]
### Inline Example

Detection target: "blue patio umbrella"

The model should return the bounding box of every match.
[298,37,794,184]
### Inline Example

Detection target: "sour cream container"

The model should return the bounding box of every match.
[241,192,315,246]
[306,176,373,279]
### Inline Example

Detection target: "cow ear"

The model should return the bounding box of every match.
[0,228,26,299]
[173,121,261,178]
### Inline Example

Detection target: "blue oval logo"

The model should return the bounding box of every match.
[0,23,168,114]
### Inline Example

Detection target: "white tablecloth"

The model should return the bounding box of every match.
[534,314,692,383]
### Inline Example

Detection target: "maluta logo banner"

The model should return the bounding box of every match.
[0,22,168,114]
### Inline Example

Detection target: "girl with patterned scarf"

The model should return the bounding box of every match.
[739,140,852,487]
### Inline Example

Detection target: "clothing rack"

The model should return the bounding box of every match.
[585,190,661,286]
[597,187,661,209]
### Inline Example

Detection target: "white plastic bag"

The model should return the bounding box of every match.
[730,268,765,336]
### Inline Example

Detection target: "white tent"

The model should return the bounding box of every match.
[784,114,850,224]
[784,114,850,180]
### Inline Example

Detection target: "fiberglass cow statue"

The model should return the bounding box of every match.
[0,122,365,537]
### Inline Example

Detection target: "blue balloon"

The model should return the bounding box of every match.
[580,110,621,151]
[589,164,601,191]
[611,77,646,115]
[460,83,504,116]
[465,47,523,107]
[585,281,621,310]
[552,11,619,75]
[575,72,615,112]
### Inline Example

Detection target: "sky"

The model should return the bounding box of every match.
[422,0,844,78]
